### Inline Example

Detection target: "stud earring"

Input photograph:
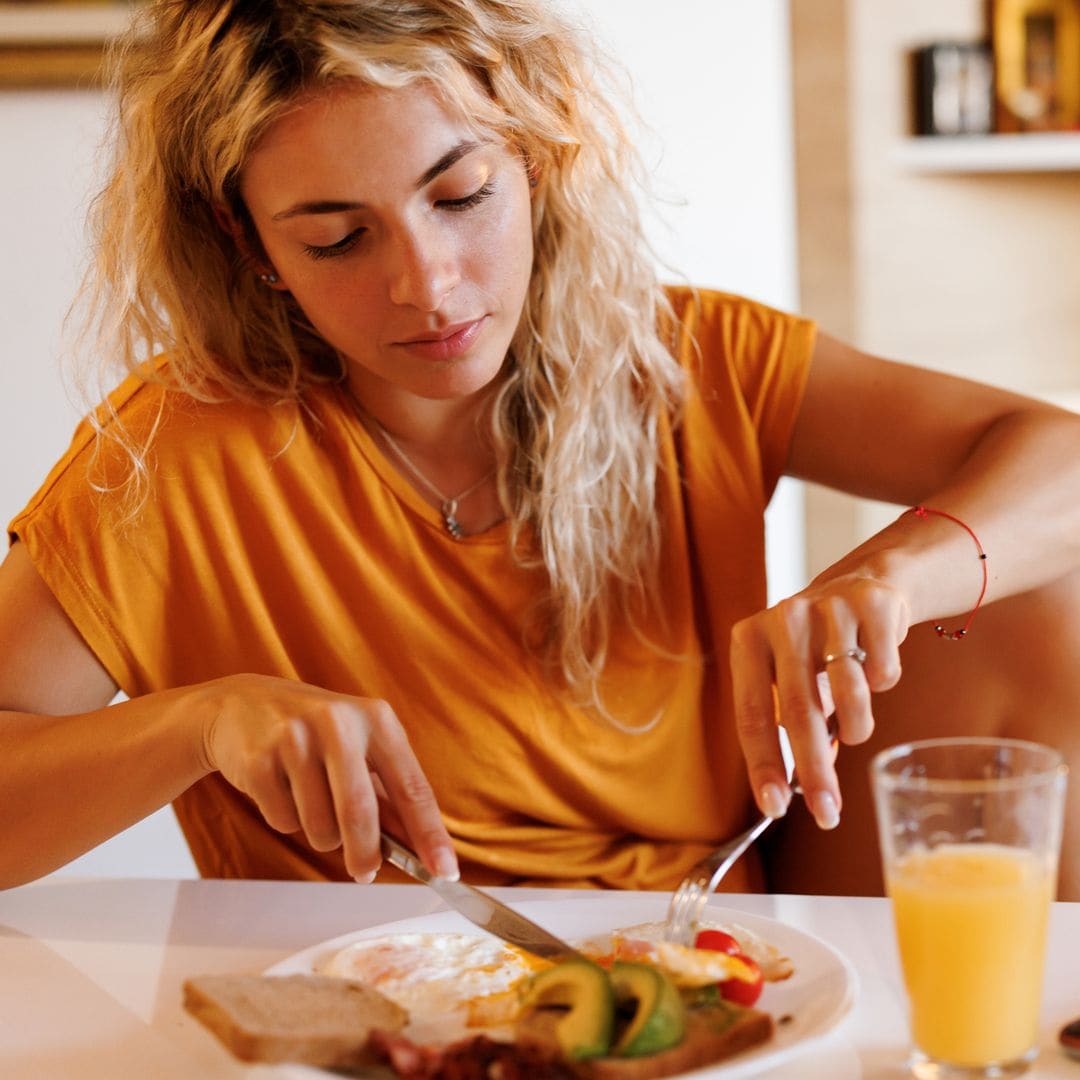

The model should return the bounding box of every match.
[259,271,279,285]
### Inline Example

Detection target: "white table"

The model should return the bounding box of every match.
[0,879,1077,1078]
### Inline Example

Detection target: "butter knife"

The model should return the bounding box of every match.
[379,831,582,961]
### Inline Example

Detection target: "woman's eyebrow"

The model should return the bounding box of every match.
[414,139,483,188]
[271,140,485,222]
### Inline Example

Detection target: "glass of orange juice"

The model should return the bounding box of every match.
[871,737,1066,1079]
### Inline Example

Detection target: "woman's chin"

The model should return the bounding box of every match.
[405,356,507,402]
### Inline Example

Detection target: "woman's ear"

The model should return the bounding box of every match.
[518,146,540,191]
[213,203,288,291]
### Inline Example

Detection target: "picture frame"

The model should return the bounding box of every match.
[0,2,135,89]
[990,0,1080,131]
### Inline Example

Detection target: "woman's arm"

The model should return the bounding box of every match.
[0,542,457,888]
[732,331,1080,830]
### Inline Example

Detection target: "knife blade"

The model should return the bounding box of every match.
[379,831,583,961]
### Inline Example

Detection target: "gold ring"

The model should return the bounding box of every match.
[823,646,867,665]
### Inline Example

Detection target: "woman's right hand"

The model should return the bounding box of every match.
[197,673,458,882]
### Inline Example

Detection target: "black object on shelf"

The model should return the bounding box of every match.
[912,42,995,135]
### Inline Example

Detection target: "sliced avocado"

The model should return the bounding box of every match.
[609,960,687,1058]
[519,958,615,1060]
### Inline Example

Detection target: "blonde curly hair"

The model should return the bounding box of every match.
[84,0,687,709]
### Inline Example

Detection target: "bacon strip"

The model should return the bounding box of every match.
[369,1030,575,1079]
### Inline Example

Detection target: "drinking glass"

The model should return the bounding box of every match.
[871,737,1066,1079]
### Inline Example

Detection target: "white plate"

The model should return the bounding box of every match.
[266,893,857,1079]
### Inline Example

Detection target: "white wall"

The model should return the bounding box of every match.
[2,1,800,878]
[569,0,798,307]
[0,91,104,521]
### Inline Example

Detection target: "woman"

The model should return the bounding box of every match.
[1,0,1078,895]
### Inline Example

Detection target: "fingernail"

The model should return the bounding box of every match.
[433,849,460,882]
[353,867,378,884]
[811,791,840,830]
[760,783,790,820]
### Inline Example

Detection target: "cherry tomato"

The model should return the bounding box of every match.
[718,955,764,1007]
[694,929,740,955]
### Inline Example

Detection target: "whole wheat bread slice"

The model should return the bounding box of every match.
[183,973,408,1067]
[577,1002,773,1079]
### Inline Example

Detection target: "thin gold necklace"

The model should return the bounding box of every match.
[367,415,494,540]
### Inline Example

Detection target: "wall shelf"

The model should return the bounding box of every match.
[894,132,1080,173]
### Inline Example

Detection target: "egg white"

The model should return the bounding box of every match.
[320,932,539,1044]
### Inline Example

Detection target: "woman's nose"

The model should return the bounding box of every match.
[387,226,459,311]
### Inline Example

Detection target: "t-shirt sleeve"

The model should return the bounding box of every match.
[6,371,191,697]
[8,413,147,695]
[669,287,817,501]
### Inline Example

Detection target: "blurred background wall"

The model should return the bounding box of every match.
[0,0,800,877]
[791,0,1080,573]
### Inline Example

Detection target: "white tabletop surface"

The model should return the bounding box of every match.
[0,878,1077,1079]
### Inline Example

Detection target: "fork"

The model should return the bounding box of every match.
[664,727,838,945]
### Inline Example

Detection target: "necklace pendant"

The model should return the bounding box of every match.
[352,397,493,541]
[441,499,464,539]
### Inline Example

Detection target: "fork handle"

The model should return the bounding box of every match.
[705,813,772,880]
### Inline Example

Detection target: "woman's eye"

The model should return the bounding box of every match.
[303,228,365,260]
[297,181,494,260]
[438,181,496,211]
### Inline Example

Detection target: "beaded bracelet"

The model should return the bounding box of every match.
[904,505,989,640]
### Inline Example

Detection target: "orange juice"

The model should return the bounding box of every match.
[888,843,1053,1066]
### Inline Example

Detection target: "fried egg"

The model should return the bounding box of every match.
[601,934,757,986]
[320,932,546,1044]
[599,919,794,983]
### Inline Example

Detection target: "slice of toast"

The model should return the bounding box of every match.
[183,973,408,1067]
[519,999,773,1080]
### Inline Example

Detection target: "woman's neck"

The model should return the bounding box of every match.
[345,371,495,459]
[342,373,504,536]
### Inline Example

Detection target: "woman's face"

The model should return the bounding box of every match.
[240,80,534,407]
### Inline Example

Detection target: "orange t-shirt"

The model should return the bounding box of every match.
[9,288,815,891]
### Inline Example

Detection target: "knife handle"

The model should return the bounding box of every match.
[379,830,434,882]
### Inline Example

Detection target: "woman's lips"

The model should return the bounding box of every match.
[395,317,487,361]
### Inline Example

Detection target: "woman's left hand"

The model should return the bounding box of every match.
[729,571,910,830]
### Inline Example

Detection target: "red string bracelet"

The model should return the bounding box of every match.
[903,505,989,640]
